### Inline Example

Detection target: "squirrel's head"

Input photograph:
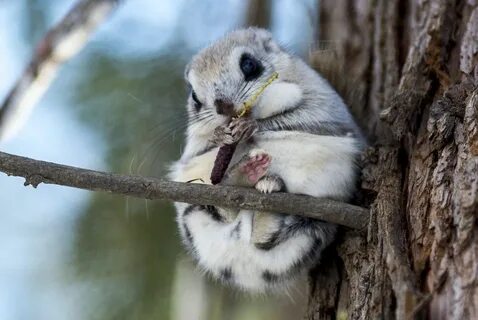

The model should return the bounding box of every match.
[184,28,304,137]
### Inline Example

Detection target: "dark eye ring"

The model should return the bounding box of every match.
[191,90,202,112]
[240,54,263,81]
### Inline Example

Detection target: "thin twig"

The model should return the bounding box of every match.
[0,0,120,141]
[0,151,369,230]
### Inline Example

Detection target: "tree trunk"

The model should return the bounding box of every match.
[245,0,271,28]
[306,0,478,319]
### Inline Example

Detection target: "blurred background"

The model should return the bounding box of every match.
[0,0,319,319]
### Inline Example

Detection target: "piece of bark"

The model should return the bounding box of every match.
[210,143,237,185]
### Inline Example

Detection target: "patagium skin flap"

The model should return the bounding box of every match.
[169,27,366,292]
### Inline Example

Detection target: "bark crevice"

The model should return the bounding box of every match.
[308,0,478,319]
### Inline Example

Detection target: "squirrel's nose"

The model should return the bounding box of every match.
[214,99,234,116]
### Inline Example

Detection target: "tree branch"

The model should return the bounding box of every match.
[0,0,120,142]
[0,151,369,230]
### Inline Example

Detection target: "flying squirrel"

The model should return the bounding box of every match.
[169,27,366,292]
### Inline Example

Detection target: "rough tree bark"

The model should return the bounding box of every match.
[306,1,477,319]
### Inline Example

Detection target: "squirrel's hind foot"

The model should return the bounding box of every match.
[239,149,271,184]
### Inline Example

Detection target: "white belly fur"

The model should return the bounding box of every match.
[170,131,360,201]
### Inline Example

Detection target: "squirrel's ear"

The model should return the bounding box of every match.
[256,29,280,53]
[184,62,191,81]
[262,37,280,53]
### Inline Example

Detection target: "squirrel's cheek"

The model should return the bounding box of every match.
[253,82,303,119]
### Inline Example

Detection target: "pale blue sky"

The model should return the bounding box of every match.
[0,1,317,318]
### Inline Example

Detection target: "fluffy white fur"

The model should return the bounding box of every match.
[252,82,303,119]
[169,28,365,292]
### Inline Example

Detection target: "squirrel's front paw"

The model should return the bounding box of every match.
[255,175,285,194]
[210,118,258,146]
[210,125,235,146]
[229,117,258,142]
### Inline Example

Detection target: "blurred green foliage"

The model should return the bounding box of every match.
[6,0,312,318]
[67,44,304,320]
[69,51,187,319]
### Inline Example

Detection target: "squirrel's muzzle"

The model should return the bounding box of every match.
[214,98,235,116]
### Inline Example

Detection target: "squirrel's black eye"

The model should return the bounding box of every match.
[191,90,202,112]
[240,54,263,81]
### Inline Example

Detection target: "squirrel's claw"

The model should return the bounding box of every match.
[210,118,258,146]
[210,125,234,146]
[229,117,258,142]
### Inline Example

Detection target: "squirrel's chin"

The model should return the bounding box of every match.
[216,114,232,124]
